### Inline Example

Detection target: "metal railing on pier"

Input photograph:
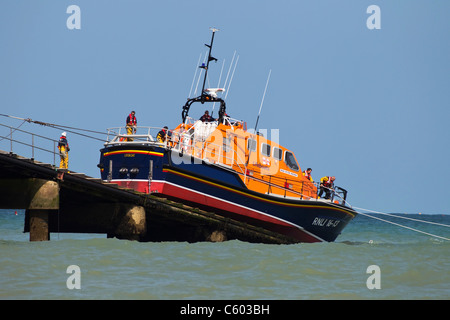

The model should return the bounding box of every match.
[0,123,59,166]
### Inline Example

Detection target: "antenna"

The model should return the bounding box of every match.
[189,53,202,97]
[253,69,272,133]
[222,51,236,93]
[244,69,272,182]
[224,55,239,100]
[194,51,208,96]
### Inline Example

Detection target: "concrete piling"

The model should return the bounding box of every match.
[111,205,147,241]
[28,210,50,241]
[28,180,59,241]
[0,179,61,241]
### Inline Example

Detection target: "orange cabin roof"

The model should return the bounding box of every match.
[172,120,317,199]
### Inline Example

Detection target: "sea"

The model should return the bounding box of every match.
[0,209,449,303]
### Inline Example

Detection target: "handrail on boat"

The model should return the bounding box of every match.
[104,125,351,207]
[104,124,248,174]
[240,171,349,206]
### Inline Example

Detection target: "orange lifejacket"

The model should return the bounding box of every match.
[303,170,312,181]
[322,176,334,187]
[127,114,137,126]
[58,136,69,151]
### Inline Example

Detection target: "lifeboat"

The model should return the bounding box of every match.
[98,30,357,243]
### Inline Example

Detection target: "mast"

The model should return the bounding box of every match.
[182,28,226,123]
[200,28,218,103]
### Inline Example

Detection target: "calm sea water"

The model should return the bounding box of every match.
[0,209,449,300]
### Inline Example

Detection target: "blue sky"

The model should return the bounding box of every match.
[1,1,449,215]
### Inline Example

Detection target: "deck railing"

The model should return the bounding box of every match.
[105,124,350,207]
[0,123,59,166]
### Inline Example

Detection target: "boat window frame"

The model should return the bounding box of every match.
[261,143,271,157]
[273,147,282,160]
[247,138,257,152]
[284,151,299,171]
[223,136,231,153]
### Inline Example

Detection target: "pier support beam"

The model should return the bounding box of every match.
[110,205,147,241]
[0,178,59,209]
[23,179,59,241]
[29,210,50,241]
[207,230,227,242]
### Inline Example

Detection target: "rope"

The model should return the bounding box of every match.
[352,206,450,228]
[356,211,450,242]
[0,113,107,142]
[45,124,105,142]
[327,199,450,241]
[0,120,27,142]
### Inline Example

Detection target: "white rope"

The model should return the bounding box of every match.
[324,197,450,241]
[282,184,450,240]
[352,206,450,228]
[1,113,107,141]
[356,211,450,241]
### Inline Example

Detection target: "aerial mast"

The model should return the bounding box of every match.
[182,28,227,123]
[199,27,219,103]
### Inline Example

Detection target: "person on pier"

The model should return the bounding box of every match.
[58,132,70,169]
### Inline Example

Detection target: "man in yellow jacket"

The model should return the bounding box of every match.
[58,132,70,169]
[303,168,313,182]
[157,126,170,143]
[318,176,335,199]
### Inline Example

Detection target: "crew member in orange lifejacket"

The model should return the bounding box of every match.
[58,132,70,169]
[318,176,335,199]
[303,168,313,182]
[126,110,137,141]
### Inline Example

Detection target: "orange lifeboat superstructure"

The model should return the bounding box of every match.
[171,119,318,201]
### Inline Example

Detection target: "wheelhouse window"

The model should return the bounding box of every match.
[285,151,299,171]
[247,138,257,152]
[273,147,282,160]
[223,137,231,153]
[261,143,271,157]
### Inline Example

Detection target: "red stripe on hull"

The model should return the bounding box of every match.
[150,180,322,243]
[114,180,149,193]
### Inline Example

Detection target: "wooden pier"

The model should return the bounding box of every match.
[0,150,296,244]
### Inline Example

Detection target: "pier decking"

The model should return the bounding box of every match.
[0,150,297,244]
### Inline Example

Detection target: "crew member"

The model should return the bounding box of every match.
[126,111,137,141]
[318,176,335,199]
[200,110,215,122]
[58,132,70,169]
[157,126,169,143]
[174,124,185,149]
[303,168,313,182]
